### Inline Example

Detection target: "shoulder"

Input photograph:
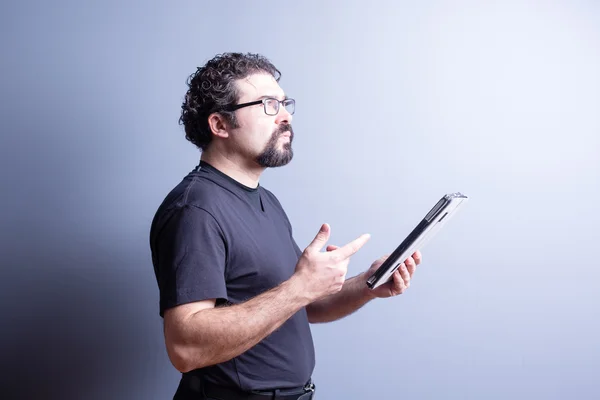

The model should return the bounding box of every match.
[155,173,233,216]
[150,173,229,240]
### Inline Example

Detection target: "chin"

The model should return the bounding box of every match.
[256,148,293,168]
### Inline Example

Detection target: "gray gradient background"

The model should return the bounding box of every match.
[1,1,599,399]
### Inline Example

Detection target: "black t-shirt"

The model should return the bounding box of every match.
[149,161,315,391]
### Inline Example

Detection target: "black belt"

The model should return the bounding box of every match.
[203,380,315,400]
[181,375,315,400]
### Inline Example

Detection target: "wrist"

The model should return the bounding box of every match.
[285,273,313,307]
[356,272,377,301]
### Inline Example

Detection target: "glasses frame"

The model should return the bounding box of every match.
[224,97,295,116]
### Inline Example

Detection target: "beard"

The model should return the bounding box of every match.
[256,123,294,168]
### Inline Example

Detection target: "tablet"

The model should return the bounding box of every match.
[365,192,469,290]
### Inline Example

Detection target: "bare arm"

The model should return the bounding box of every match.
[306,272,374,323]
[164,276,309,373]
[163,223,370,373]
[306,250,422,324]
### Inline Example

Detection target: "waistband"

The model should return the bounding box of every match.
[181,375,315,400]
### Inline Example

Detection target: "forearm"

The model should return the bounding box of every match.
[170,278,308,371]
[306,273,375,323]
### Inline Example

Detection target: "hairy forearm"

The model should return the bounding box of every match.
[306,273,375,323]
[170,278,308,372]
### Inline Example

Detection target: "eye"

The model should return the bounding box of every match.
[264,98,279,114]
[283,99,295,114]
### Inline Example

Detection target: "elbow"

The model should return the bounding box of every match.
[163,304,219,371]
[166,342,193,373]
[166,341,209,373]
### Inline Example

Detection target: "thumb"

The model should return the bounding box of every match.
[326,244,339,252]
[306,223,331,252]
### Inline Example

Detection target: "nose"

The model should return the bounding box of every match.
[275,105,292,125]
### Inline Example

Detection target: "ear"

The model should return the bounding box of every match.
[207,112,230,139]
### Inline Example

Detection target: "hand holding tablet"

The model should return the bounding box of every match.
[366,192,469,290]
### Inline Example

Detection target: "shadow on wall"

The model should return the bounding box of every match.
[0,118,179,399]
[0,231,177,400]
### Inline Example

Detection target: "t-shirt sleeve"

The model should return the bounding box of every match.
[153,205,228,316]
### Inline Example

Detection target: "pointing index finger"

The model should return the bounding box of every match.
[334,233,371,259]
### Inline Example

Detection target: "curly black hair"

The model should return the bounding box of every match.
[179,52,281,150]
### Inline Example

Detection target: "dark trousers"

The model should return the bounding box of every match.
[173,375,316,400]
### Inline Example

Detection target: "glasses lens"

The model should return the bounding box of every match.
[284,99,295,115]
[264,99,279,115]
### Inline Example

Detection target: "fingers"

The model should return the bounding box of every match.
[405,256,416,277]
[412,250,422,265]
[398,262,411,287]
[333,233,371,260]
[306,223,331,252]
[392,269,407,293]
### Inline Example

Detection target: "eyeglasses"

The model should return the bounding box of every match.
[224,97,295,116]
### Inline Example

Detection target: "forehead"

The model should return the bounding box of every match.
[235,73,285,102]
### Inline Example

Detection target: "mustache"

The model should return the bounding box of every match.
[275,123,293,138]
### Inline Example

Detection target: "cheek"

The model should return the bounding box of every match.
[236,116,275,151]
[235,129,268,154]
[254,122,276,146]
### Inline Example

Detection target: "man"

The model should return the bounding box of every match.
[149,52,421,400]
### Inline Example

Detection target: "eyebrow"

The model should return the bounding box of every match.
[257,94,288,101]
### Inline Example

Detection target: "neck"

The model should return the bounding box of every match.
[200,147,264,189]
